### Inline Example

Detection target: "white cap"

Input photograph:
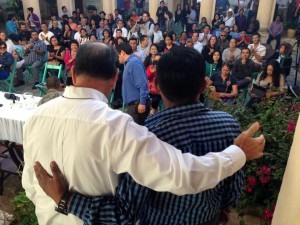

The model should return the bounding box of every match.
[228,8,233,12]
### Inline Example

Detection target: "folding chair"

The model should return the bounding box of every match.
[35,62,63,96]
[0,59,17,93]
[25,52,48,83]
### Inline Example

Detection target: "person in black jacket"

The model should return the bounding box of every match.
[156,1,169,31]
[267,43,293,78]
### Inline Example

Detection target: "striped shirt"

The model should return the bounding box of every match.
[24,39,47,64]
[69,102,244,225]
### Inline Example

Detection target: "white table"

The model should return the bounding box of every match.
[0,92,41,144]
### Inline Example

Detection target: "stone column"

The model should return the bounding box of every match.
[102,0,116,15]
[199,0,216,25]
[167,0,175,15]
[22,0,41,22]
[149,0,160,22]
[56,0,75,16]
[256,0,276,31]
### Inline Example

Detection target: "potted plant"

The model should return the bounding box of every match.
[284,21,297,38]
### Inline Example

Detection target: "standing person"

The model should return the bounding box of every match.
[33,46,264,225]
[247,0,259,21]
[216,0,230,16]
[15,31,47,88]
[276,0,292,23]
[235,8,247,32]
[5,15,18,42]
[248,32,266,72]
[163,11,174,35]
[27,7,40,31]
[246,15,260,35]
[116,42,150,125]
[186,4,197,34]
[135,0,145,16]
[90,9,101,29]
[139,11,155,44]
[182,3,191,32]
[174,4,183,30]
[156,1,169,31]
[64,40,78,86]
[266,15,283,51]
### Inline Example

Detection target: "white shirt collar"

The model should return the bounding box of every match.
[63,86,108,103]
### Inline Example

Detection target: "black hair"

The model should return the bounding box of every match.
[7,14,15,20]
[144,44,159,68]
[27,7,33,12]
[49,36,58,45]
[75,42,118,80]
[156,47,206,103]
[140,35,148,43]
[259,60,281,87]
[212,50,223,68]
[70,39,79,46]
[115,28,122,33]
[62,6,66,10]
[115,42,133,55]
[129,37,138,42]
[165,11,173,19]
[102,28,111,37]
[252,32,261,38]
[222,62,233,70]
[0,41,7,48]
[241,47,250,54]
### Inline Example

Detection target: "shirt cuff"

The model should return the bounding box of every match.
[140,99,146,105]
[223,145,246,174]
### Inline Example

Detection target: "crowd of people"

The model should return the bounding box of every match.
[1,0,297,118]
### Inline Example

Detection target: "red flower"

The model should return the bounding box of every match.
[247,176,256,186]
[260,166,271,175]
[246,185,253,193]
[261,176,270,184]
[287,122,296,133]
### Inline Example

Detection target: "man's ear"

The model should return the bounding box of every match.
[199,78,208,94]
[154,77,161,93]
[71,66,76,85]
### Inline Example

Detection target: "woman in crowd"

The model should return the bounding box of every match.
[174,4,183,29]
[89,19,97,36]
[163,11,175,35]
[205,50,222,78]
[163,33,175,53]
[198,17,208,31]
[208,62,238,103]
[144,44,159,68]
[78,28,89,45]
[89,34,97,42]
[130,10,139,22]
[230,24,241,39]
[267,43,293,78]
[108,13,116,31]
[222,38,241,63]
[146,54,162,115]
[0,32,14,54]
[171,32,180,46]
[211,13,222,30]
[102,29,113,45]
[48,36,65,66]
[0,41,13,80]
[247,60,285,107]
[182,3,190,32]
[62,24,73,49]
[64,40,79,86]
[201,35,220,62]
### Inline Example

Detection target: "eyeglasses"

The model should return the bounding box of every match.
[220,35,226,37]
[0,46,6,49]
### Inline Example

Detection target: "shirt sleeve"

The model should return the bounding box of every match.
[110,119,246,195]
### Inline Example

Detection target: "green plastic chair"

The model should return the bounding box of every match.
[35,63,63,96]
[0,59,17,93]
[25,52,48,83]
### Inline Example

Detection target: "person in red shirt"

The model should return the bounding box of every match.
[237,30,250,49]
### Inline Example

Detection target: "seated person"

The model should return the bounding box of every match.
[34,46,245,225]
[202,35,220,62]
[18,23,31,44]
[232,48,254,89]
[237,30,250,49]
[205,50,222,77]
[246,16,260,35]
[266,15,283,51]
[37,76,62,106]
[207,62,238,103]
[217,31,229,54]
[0,41,14,80]
[222,38,241,63]
[267,43,292,78]
[248,33,266,72]
[247,60,285,108]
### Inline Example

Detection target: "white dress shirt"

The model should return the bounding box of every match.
[194,41,204,53]
[248,43,266,65]
[22,86,245,225]
[113,27,128,38]
[38,31,54,45]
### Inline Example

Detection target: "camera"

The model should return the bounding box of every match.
[137,16,145,25]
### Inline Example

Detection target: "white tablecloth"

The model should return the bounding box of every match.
[0,92,41,144]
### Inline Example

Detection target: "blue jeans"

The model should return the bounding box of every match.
[267,34,281,50]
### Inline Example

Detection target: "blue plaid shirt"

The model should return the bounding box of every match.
[68,102,244,225]
[24,39,47,64]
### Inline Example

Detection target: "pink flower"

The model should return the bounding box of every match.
[262,208,274,223]
[287,122,296,133]
[247,177,256,186]
[260,166,271,175]
[261,176,270,184]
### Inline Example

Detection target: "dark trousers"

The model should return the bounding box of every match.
[150,94,162,109]
[267,34,281,50]
[237,78,252,89]
[126,101,150,126]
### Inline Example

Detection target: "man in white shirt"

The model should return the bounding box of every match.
[224,8,236,29]
[59,6,69,19]
[248,32,266,71]
[22,42,264,225]
[198,25,212,46]
[38,23,54,46]
[113,19,128,39]
[192,32,203,53]
[73,24,82,42]
[153,23,164,45]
